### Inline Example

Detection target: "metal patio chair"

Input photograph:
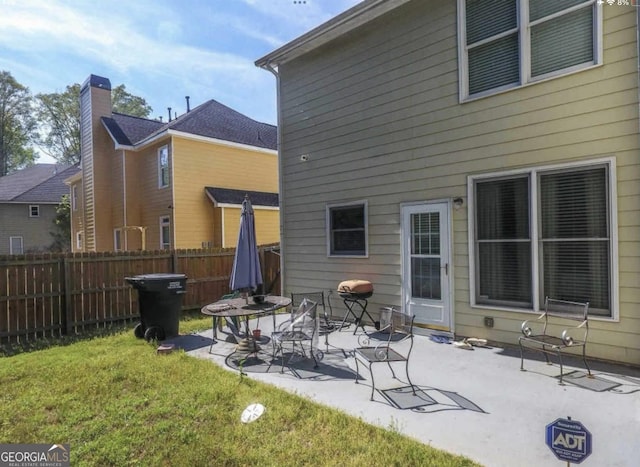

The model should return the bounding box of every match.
[354,306,416,400]
[271,298,320,372]
[291,291,340,352]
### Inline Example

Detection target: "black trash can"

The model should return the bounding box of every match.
[125,273,187,342]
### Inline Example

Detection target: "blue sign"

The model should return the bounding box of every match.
[546,418,592,464]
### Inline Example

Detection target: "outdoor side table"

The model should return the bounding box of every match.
[201,295,291,353]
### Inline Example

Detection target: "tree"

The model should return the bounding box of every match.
[36,83,152,164]
[0,71,37,176]
[49,194,71,252]
[112,84,152,118]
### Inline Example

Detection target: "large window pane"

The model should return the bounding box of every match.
[478,242,532,305]
[530,0,589,22]
[469,34,519,95]
[542,241,609,314]
[540,166,610,314]
[475,176,532,306]
[531,7,594,77]
[466,0,517,44]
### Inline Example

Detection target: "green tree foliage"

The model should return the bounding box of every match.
[36,83,152,164]
[0,71,37,176]
[49,194,71,252]
[112,84,153,118]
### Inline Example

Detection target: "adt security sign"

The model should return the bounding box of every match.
[546,417,592,464]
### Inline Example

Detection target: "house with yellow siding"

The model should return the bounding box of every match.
[256,1,640,366]
[67,74,279,253]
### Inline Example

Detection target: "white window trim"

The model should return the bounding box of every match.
[158,145,169,189]
[457,0,603,102]
[467,157,618,321]
[29,205,40,217]
[326,200,369,258]
[9,236,23,255]
[160,215,171,250]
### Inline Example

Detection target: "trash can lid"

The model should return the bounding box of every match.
[125,273,187,281]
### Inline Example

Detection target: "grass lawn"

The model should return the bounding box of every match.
[0,316,481,466]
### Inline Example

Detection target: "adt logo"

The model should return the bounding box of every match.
[546,418,592,464]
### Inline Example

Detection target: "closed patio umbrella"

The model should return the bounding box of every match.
[229,195,263,298]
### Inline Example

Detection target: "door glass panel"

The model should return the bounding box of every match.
[411,213,441,300]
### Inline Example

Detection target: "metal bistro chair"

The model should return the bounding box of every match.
[354,306,416,401]
[291,291,338,353]
[211,291,241,339]
[271,298,320,373]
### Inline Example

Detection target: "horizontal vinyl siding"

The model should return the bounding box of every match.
[221,205,280,249]
[172,137,279,249]
[278,1,640,364]
[134,140,173,250]
[0,204,58,254]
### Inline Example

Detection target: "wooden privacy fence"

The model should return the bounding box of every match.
[0,244,280,345]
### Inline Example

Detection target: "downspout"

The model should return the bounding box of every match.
[122,149,127,250]
[263,62,285,295]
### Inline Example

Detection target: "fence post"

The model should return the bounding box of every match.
[62,256,72,335]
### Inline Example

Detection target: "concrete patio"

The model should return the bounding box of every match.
[166,314,640,467]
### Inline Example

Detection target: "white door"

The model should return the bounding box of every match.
[401,202,452,332]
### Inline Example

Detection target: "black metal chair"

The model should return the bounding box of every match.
[271,298,320,372]
[354,306,416,401]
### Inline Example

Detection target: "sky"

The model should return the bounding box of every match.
[0,0,361,163]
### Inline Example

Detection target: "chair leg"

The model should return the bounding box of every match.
[405,360,416,396]
[367,362,375,401]
[519,339,526,371]
[582,346,593,378]
[557,349,565,384]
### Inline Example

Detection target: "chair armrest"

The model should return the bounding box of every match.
[521,312,546,337]
[560,319,589,346]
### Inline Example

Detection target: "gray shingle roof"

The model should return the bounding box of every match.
[101,100,277,151]
[103,113,164,146]
[205,187,279,208]
[0,164,80,203]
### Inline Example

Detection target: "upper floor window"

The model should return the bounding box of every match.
[29,205,40,217]
[76,231,83,250]
[326,201,368,257]
[158,145,170,188]
[459,0,601,99]
[469,160,615,317]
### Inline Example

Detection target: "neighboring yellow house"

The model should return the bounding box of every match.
[67,74,279,252]
[257,1,640,365]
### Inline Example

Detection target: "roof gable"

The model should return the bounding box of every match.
[0,164,79,203]
[102,113,164,146]
[102,100,276,151]
[256,0,412,68]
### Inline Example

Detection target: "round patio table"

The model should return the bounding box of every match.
[201,295,291,353]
